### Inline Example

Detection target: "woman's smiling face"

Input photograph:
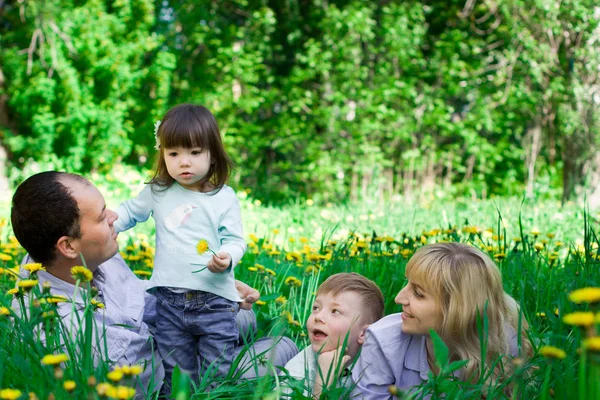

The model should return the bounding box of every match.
[394,276,443,336]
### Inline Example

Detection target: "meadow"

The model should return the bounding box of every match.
[0,173,599,399]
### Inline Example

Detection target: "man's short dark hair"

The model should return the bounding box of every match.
[11,171,88,266]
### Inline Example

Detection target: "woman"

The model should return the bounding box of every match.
[351,243,532,398]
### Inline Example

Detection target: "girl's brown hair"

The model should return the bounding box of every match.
[148,104,233,192]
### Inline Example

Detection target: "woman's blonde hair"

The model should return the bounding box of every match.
[405,242,532,389]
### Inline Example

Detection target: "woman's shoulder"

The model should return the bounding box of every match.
[366,313,411,345]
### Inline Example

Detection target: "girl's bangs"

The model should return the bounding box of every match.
[160,119,206,149]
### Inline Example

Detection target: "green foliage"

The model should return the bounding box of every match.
[1,1,600,203]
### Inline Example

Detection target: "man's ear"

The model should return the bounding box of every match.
[55,236,80,260]
[357,324,370,345]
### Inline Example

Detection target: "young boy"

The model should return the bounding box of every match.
[283,272,385,397]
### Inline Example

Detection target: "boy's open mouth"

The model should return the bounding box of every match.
[312,329,328,339]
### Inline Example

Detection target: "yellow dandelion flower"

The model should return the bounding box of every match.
[0,253,12,262]
[63,381,76,392]
[462,226,479,234]
[562,312,596,327]
[288,237,296,243]
[196,240,209,255]
[46,296,68,304]
[531,228,540,236]
[255,264,265,271]
[539,345,566,359]
[17,279,38,291]
[248,241,257,249]
[583,337,600,352]
[120,364,143,376]
[41,353,69,366]
[107,369,124,382]
[0,388,22,400]
[249,234,259,243]
[299,237,309,244]
[133,269,152,277]
[546,233,555,239]
[513,237,522,243]
[268,250,281,256]
[247,266,258,272]
[286,252,302,262]
[107,385,135,400]
[533,243,544,251]
[70,266,93,282]
[0,307,10,317]
[255,300,266,306]
[272,229,280,235]
[568,287,600,304]
[23,263,45,273]
[276,296,287,305]
[91,299,105,309]
[265,268,276,276]
[96,383,114,396]
[285,276,302,287]
[494,253,506,261]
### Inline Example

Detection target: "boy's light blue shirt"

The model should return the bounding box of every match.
[115,183,246,302]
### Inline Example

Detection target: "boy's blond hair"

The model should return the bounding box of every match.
[317,272,384,324]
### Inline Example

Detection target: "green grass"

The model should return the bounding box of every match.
[1,173,599,399]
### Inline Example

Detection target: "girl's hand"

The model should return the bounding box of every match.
[207,251,232,273]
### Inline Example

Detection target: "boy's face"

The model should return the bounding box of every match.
[306,291,369,358]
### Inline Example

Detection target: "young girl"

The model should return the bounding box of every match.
[351,243,533,399]
[114,104,247,391]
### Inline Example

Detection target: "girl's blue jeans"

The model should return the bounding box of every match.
[153,287,239,392]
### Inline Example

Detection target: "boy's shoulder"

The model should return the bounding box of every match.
[366,313,411,346]
[284,346,318,379]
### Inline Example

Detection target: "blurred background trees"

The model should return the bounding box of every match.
[1,0,599,204]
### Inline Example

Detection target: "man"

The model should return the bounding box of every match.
[10,171,297,396]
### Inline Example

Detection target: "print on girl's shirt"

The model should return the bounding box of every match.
[164,204,197,231]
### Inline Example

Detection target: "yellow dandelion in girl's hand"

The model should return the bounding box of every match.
[17,279,38,291]
[196,239,216,256]
[539,345,567,359]
[41,353,69,366]
[562,311,596,327]
[568,287,600,304]
[71,266,93,283]
[0,388,22,400]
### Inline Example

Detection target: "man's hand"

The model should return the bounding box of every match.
[206,251,232,273]
[313,346,351,397]
[235,280,260,310]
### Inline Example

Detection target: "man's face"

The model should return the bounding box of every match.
[64,179,119,269]
[306,291,369,358]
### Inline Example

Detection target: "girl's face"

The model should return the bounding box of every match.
[163,146,212,191]
[395,276,443,336]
